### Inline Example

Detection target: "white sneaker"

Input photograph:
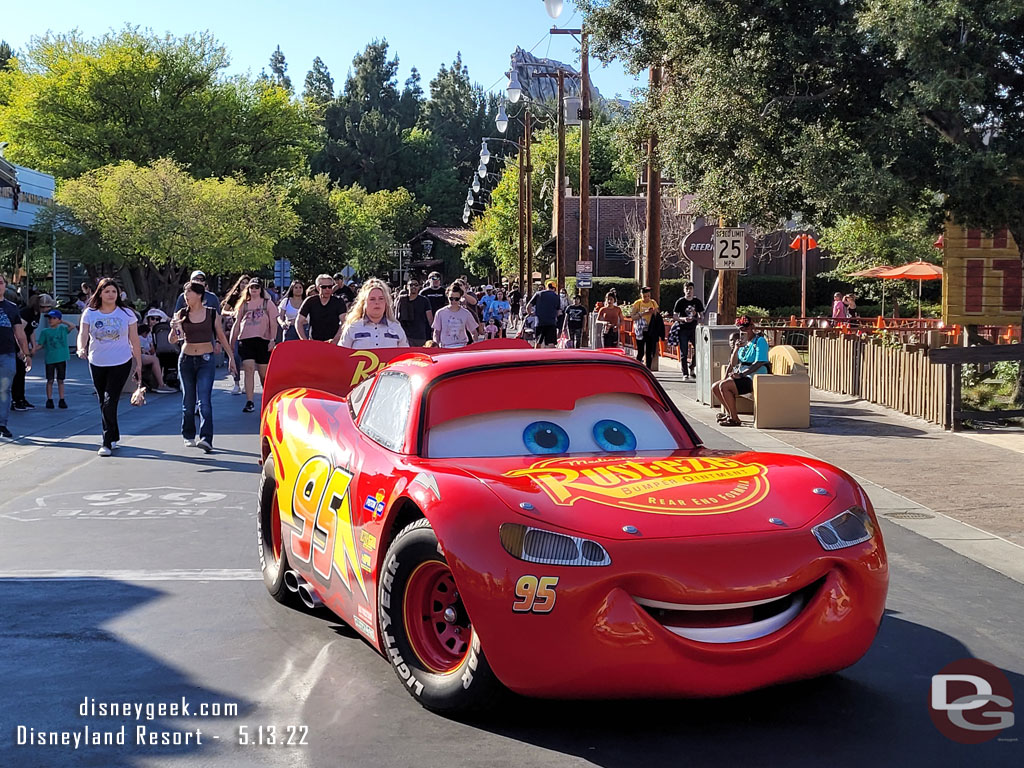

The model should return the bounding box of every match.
[231,383,242,395]
[111,442,119,450]
[184,438,197,448]
[97,446,112,457]
[196,438,213,454]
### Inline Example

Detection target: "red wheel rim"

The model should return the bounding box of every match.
[403,562,470,674]
[270,492,282,561]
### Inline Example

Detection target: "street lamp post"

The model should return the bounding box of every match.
[551,26,591,310]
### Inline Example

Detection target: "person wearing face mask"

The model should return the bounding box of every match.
[596,293,623,348]
[419,272,448,315]
[431,283,480,349]
[339,279,409,349]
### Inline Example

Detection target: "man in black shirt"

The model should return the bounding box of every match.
[672,281,705,381]
[395,278,433,346]
[562,294,587,349]
[297,274,349,343]
[419,272,447,315]
[333,272,356,304]
[527,281,562,348]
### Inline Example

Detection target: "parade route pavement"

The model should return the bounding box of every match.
[1,357,1021,768]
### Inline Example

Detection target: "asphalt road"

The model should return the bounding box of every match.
[1,374,1021,768]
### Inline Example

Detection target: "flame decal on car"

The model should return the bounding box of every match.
[265,389,367,598]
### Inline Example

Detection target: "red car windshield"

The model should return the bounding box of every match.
[423,363,691,458]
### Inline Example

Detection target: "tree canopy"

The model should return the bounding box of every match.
[0,27,314,180]
[55,158,298,303]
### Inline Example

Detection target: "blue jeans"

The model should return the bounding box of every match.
[179,352,215,444]
[0,353,15,428]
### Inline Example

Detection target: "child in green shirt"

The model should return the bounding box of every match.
[36,310,77,408]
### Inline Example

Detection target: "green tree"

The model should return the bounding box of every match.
[0,41,12,71]
[269,45,293,94]
[398,127,463,224]
[303,56,334,105]
[819,209,940,308]
[274,175,384,283]
[0,27,313,181]
[53,158,298,305]
[317,40,419,191]
[421,54,499,191]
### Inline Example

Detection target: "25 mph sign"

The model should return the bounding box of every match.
[714,228,747,270]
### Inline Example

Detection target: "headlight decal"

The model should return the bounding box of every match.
[812,506,875,551]
[500,523,611,566]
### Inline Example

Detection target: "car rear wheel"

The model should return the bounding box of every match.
[380,519,503,714]
[258,456,299,606]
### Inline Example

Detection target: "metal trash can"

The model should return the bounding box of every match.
[695,325,740,406]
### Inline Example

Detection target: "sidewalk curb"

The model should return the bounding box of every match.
[658,371,1024,586]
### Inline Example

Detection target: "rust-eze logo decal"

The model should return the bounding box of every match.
[504,456,770,515]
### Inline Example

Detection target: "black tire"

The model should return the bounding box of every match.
[257,456,300,606]
[379,518,504,715]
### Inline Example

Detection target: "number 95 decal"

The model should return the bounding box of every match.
[512,575,559,613]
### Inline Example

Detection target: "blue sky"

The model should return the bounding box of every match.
[4,0,643,100]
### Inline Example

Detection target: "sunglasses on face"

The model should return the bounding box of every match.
[318,284,333,290]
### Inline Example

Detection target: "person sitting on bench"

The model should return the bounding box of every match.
[712,315,770,427]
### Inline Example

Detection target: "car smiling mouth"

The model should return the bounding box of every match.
[633,578,824,644]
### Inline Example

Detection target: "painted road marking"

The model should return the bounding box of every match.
[0,569,263,581]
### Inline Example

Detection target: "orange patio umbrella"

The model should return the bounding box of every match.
[875,260,943,318]
[850,265,899,316]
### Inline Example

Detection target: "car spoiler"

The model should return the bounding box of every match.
[261,339,532,411]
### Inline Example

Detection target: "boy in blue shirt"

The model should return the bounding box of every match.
[36,309,77,409]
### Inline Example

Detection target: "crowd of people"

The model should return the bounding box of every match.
[3,265,768,448]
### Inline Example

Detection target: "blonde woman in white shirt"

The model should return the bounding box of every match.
[339,279,408,350]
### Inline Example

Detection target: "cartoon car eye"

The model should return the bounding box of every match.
[522,421,570,455]
[592,419,637,452]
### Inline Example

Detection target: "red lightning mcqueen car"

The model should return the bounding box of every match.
[258,341,888,714]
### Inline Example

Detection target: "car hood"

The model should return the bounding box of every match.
[455,450,841,540]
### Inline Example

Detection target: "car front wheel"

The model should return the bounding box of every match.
[379,518,503,715]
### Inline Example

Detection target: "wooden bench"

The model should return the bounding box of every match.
[722,344,811,429]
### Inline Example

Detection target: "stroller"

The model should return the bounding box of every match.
[151,321,182,389]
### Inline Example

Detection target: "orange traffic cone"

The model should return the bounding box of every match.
[875,315,885,330]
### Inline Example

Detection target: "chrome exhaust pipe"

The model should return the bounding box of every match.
[284,570,301,593]
[297,583,322,609]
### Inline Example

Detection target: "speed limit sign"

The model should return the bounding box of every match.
[713,228,747,270]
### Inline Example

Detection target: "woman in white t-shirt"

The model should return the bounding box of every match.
[431,283,480,348]
[277,280,305,342]
[76,278,143,456]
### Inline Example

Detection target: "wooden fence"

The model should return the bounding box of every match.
[809,333,950,428]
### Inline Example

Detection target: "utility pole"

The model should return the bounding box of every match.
[525,107,534,296]
[518,135,525,292]
[644,65,662,304]
[578,29,591,311]
[556,68,566,290]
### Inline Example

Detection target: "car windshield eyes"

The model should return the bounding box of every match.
[519,419,639,455]
[523,421,570,455]
[592,420,637,452]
